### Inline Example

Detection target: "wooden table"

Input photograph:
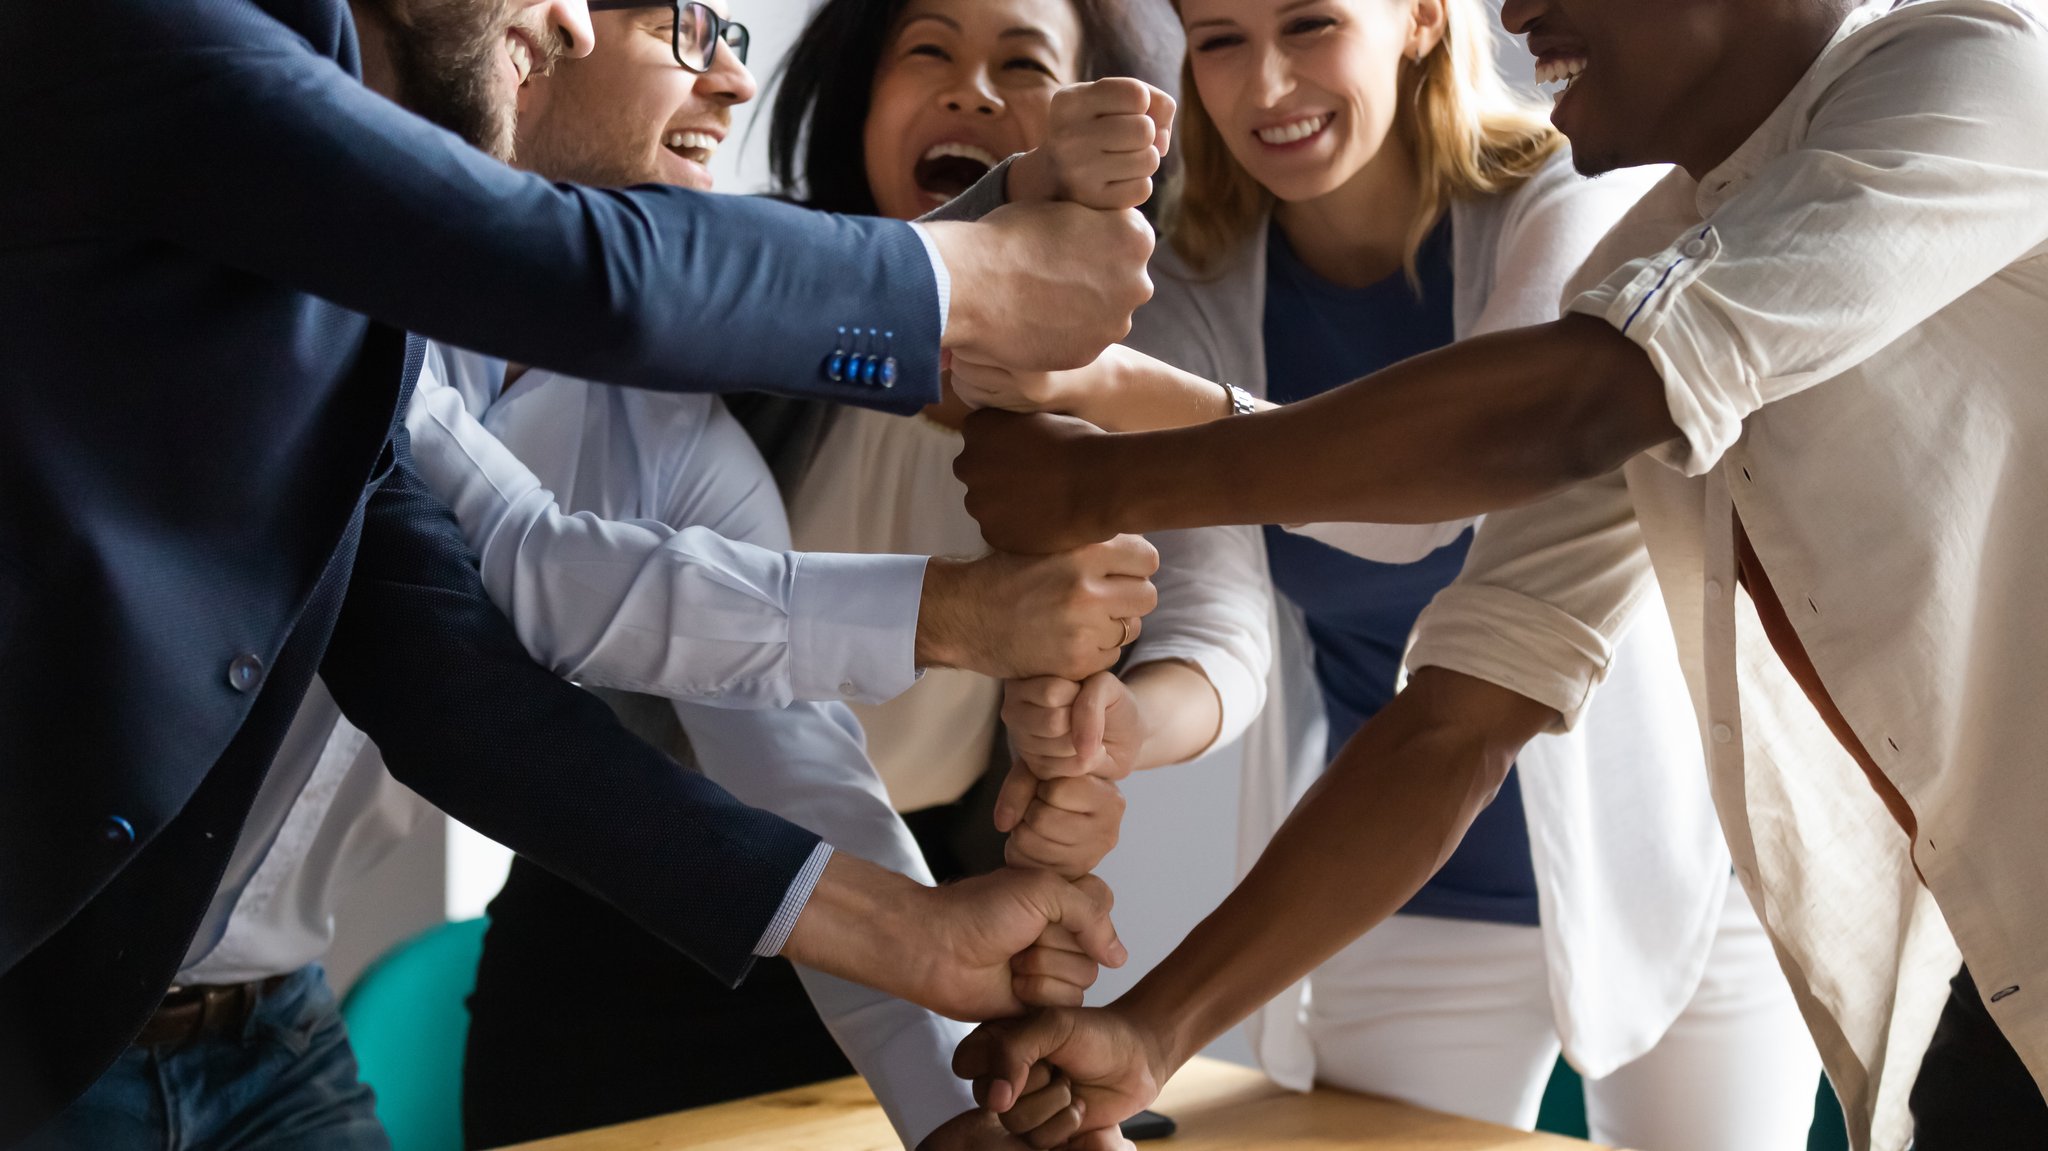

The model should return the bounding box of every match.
[497,1056,1609,1151]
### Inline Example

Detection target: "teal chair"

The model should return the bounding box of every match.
[339,918,489,1151]
[1534,1058,1849,1150]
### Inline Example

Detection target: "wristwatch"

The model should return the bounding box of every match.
[1219,381,1257,416]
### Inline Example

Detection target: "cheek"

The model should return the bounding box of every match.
[1189,61,1253,156]
[861,78,922,216]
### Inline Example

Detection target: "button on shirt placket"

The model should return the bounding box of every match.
[1700,468,1758,886]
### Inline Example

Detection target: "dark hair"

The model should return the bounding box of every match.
[766,0,1165,214]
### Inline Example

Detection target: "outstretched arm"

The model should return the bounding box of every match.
[955,315,1677,553]
[957,668,1556,1136]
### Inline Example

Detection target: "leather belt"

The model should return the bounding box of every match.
[133,974,292,1048]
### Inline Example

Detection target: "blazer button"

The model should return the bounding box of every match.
[101,815,136,848]
[227,653,266,693]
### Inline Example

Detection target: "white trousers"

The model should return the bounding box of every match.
[1303,882,1821,1151]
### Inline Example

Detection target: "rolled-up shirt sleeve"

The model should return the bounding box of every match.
[404,357,926,709]
[1130,524,1273,751]
[1568,1,2048,476]
[1408,468,1655,732]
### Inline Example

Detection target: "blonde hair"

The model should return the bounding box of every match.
[1164,0,1562,279]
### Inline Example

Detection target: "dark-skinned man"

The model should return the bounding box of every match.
[947,0,2048,1147]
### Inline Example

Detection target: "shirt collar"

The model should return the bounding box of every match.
[1693,0,1894,216]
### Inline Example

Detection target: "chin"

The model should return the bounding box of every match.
[1261,171,1347,206]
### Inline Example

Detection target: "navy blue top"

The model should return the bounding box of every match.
[1261,218,1540,927]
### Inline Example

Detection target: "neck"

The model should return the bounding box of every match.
[349,1,403,102]
[1669,4,1852,180]
[1270,130,1425,289]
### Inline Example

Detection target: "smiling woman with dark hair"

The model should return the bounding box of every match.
[766,0,1155,216]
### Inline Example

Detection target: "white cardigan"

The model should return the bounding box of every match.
[1125,151,1729,1083]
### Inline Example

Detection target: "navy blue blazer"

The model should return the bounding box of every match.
[0,0,946,1136]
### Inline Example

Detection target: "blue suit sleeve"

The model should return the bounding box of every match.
[318,429,822,985]
[10,0,938,412]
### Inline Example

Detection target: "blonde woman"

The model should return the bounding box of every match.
[956,0,1819,1144]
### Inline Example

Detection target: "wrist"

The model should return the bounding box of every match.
[1006,149,1057,203]
[1077,431,1137,540]
[923,221,979,352]
[781,853,927,990]
[1109,983,1194,1084]
[915,558,973,670]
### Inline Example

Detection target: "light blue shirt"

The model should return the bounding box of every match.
[182,344,970,1146]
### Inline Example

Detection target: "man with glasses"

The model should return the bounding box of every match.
[63,5,1163,1148]
[0,0,1157,1146]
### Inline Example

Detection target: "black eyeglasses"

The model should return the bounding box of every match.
[588,0,750,73]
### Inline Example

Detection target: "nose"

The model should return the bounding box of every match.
[1250,41,1292,108]
[1499,0,1545,37]
[701,44,757,105]
[548,0,597,58]
[940,66,1004,117]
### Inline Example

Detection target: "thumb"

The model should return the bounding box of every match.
[952,1013,1074,1114]
[1046,872,1126,969]
[1072,672,1118,761]
[1146,84,1176,156]
[994,757,1039,833]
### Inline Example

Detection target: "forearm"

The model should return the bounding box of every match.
[1078,348,1259,433]
[46,9,939,408]
[1113,669,1554,1068]
[1124,660,1222,770]
[1095,316,1673,535]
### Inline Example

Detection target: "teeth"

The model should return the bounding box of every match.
[507,36,532,84]
[1255,114,1332,145]
[666,131,720,155]
[1533,56,1586,89]
[920,141,1000,167]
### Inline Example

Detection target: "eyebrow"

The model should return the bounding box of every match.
[1187,0,1319,31]
[1000,26,1057,48]
[898,13,962,34]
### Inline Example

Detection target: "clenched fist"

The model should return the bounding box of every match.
[917,535,1158,681]
[955,410,1122,555]
[926,201,1154,374]
[1008,78,1176,212]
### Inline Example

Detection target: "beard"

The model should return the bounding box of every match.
[520,107,669,189]
[377,0,564,161]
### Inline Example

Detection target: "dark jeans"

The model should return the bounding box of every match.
[1910,964,2048,1149]
[461,772,1007,1150]
[24,965,389,1151]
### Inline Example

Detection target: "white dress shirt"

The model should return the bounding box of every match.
[1408,3,2048,1146]
[182,346,977,1146]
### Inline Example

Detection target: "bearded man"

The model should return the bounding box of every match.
[0,0,1158,1144]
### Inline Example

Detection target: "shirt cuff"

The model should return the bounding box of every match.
[787,551,927,705]
[1407,583,1621,734]
[1566,223,1740,478]
[908,222,950,343]
[754,842,834,958]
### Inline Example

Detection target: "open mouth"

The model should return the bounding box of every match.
[1533,54,1587,106]
[505,28,537,86]
[913,142,1001,203]
[1254,113,1334,148]
[664,130,721,167]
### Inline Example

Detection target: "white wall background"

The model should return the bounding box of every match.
[332,0,1543,1075]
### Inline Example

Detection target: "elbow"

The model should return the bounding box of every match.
[1547,317,1674,483]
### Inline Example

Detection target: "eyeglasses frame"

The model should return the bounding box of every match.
[587,0,750,74]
